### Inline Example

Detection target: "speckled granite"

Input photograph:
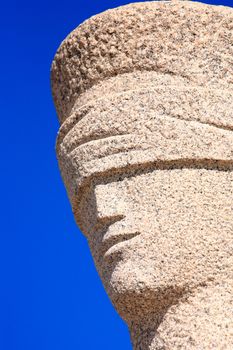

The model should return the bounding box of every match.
[51,1,233,349]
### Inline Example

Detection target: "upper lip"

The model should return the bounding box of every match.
[102,231,140,255]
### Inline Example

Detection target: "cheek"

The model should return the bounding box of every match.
[119,216,232,289]
[85,170,233,292]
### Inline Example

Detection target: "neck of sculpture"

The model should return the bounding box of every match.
[129,281,232,350]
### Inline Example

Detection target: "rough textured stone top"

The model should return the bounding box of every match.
[51,0,233,124]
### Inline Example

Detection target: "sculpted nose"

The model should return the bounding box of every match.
[94,183,126,222]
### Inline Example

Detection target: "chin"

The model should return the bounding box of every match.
[98,257,186,323]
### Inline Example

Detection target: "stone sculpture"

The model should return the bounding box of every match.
[51,1,233,348]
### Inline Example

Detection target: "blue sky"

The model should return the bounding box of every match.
[1,0,232,349]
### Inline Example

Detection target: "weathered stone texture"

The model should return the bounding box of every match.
[51,1,233,349]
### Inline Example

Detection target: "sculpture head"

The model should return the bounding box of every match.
[51,1,233,324]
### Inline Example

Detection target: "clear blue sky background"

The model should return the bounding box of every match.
[1,0,232,349]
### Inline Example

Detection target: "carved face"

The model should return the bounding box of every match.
[51,1,233,339]
[54,81,233,325]
[55,73,233,322]
[78,167,233,321]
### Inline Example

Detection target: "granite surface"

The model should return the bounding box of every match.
[51,1,233,349]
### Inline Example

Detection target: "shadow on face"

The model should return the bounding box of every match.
[75,165,233,321]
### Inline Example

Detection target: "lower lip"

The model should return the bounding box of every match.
[103,233,140,258]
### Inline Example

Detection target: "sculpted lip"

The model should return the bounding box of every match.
[102,232,140,256]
